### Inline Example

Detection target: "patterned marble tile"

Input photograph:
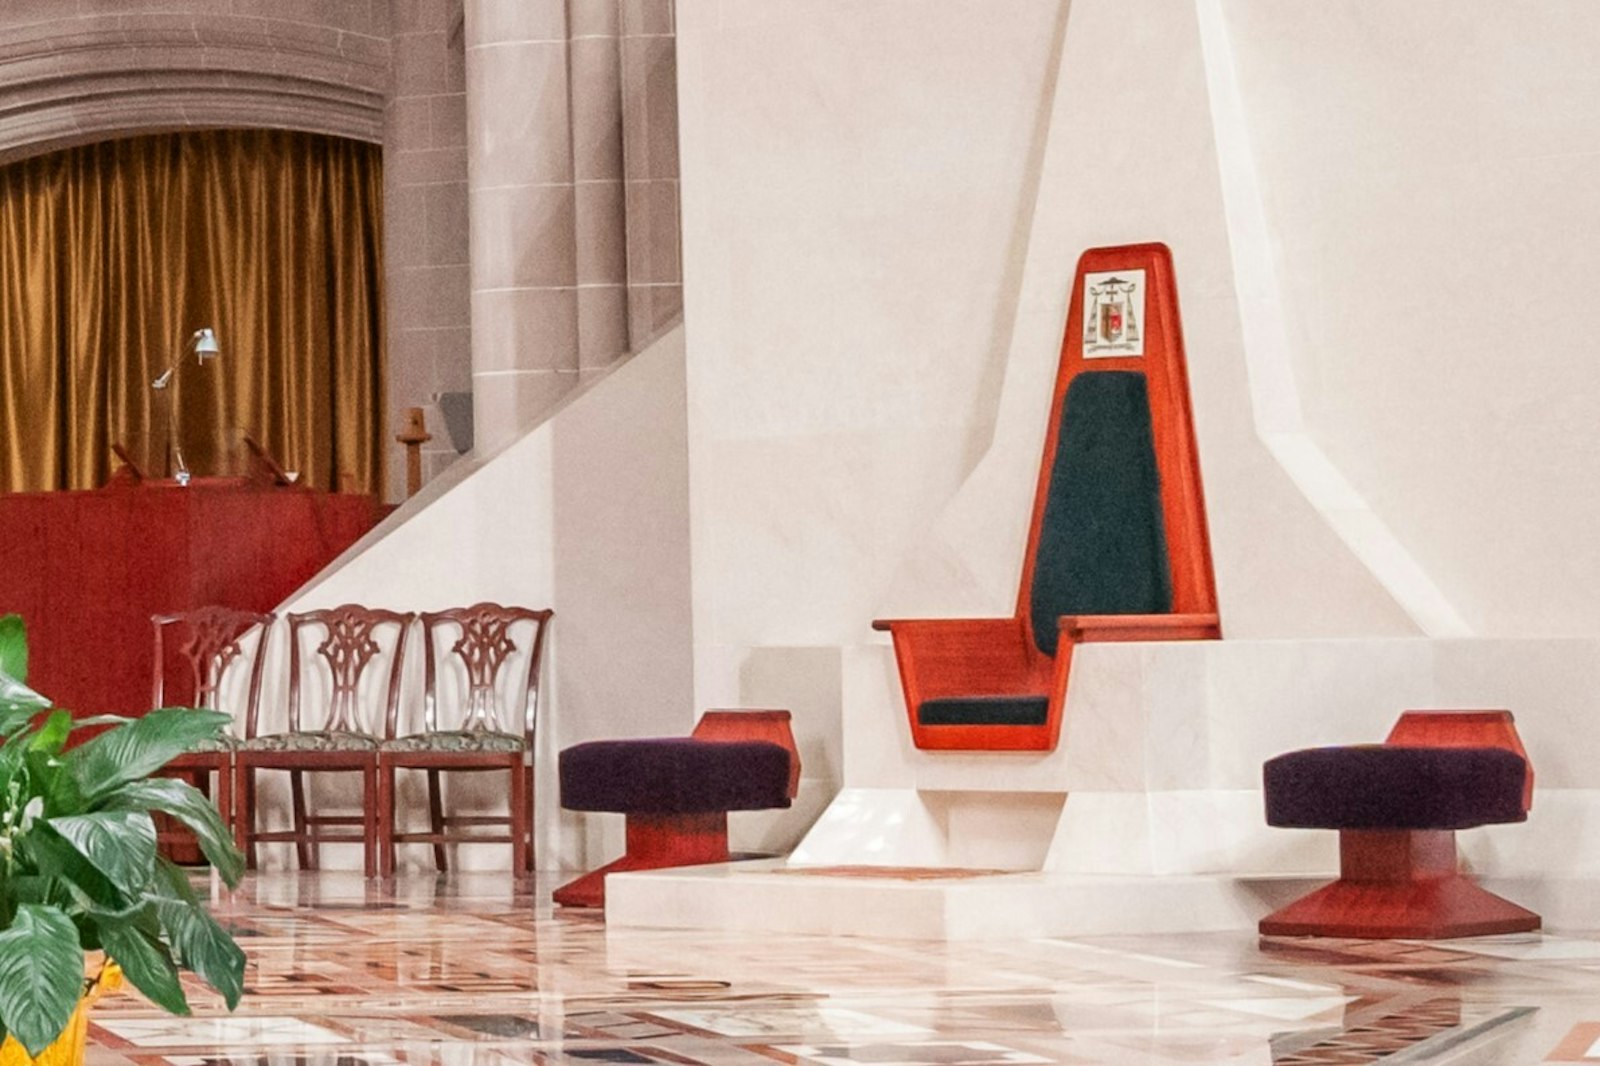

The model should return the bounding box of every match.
[66,872,1600,1066]
[772,1040,1052,1066]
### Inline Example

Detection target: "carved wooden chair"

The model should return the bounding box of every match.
[875,243,1220,751]
[376,603,553,876]
[151,606,273,861]
[233,604,413,877]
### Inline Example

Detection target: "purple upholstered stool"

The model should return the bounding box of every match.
[553,710,799,909]
[1258,710,1538,939]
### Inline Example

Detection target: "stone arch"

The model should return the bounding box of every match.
[0,4,387,164]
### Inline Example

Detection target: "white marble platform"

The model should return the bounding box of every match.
[608,636,1600,939]
[605,859,1319,940]
[606,860,1600,940]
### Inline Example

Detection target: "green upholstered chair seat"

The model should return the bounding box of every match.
[917,696,1050,727]
[1030,370,1172,657]
[185,731,240,753]
[240,731,379,752]
[380,730,525,754]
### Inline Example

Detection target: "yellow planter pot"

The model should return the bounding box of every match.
[0,964,122,1066]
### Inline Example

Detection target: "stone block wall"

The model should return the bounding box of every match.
[0,0,682,496]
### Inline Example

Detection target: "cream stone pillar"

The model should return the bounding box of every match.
[622,0,682,344]
[386,0,471,497]
[465,0,580,451]
[572,2,631,379]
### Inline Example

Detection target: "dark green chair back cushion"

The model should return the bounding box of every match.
[1029,371,1172,657]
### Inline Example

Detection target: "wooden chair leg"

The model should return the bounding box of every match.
[290,770,315,871]
[510,759,530,875]
[526,760,537,873]
[234,762,255,870]
[363,763,379,879]
[377,761,396,878]
[426,769,448,872]
[214,760,233,853]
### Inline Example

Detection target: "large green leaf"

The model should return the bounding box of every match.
[0,903,84,1056]
[45,811,157,900]
[0,739,26,802]
[0,615,26,684]
[150,862,246,1008]
[105,779,244,887]
[27,711,72,755]
[66,708,231,803]
[19,824,127,910]
[0,679,48,727]
[99,921,189,1016]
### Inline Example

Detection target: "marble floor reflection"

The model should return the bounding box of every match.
[82,872,1600,1065]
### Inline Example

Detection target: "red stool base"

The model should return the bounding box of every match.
[554,811,729,910]
[1260,828,1540,939]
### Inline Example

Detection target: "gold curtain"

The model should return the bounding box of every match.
[0,129,384,495]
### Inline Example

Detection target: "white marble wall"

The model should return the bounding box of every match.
[1219,0,1600,636]
[677,0,1080,848]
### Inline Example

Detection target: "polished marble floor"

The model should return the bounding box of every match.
[83,872,1600,1066]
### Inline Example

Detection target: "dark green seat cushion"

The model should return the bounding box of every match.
[917,696,1050,727]
[1029,371,1172,657]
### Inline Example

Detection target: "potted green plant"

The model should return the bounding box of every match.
[0,614,245,1063]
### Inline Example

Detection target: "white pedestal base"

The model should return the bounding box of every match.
[605,859,1319,939]
[605,861,1592,941]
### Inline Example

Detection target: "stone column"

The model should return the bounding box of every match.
[464,0,579,452]
[572,2,631,381]
[385,0,472,496]
[621,0,682,345]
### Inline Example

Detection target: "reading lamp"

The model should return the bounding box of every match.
[150,328,221,486]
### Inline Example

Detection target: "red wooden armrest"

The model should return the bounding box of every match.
[872,617,1033,670]
[873,618,1050,702]
[1058,612,1220,643]
[872,617,1023,633]
[692,709,801,797]
[1384,709,1531,812]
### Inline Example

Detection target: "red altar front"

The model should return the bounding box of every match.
[0,480,384,714]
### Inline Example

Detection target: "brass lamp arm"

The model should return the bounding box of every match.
[149,328,221,485]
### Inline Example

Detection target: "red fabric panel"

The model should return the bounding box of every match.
[0,481,382,715]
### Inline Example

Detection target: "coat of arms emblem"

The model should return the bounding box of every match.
[1083,270,1145,358]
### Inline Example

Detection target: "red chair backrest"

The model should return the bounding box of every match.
[1385,709,1533,812]
[1015,243,1217,657]
[693,709,801,799]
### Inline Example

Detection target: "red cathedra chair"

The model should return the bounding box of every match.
[875,242,1219,751]
[553,709,800,909]
[1260,710,1538,939]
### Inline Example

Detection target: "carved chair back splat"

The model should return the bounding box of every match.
[234,604,414,878]
[376,603,553,877]
[416,604,553,744]
[150,606,274,863]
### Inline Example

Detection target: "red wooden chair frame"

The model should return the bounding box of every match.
[875,243,1219,751]
[376,603,553,877]
[151,606,273,860]
[233,605,413,877]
